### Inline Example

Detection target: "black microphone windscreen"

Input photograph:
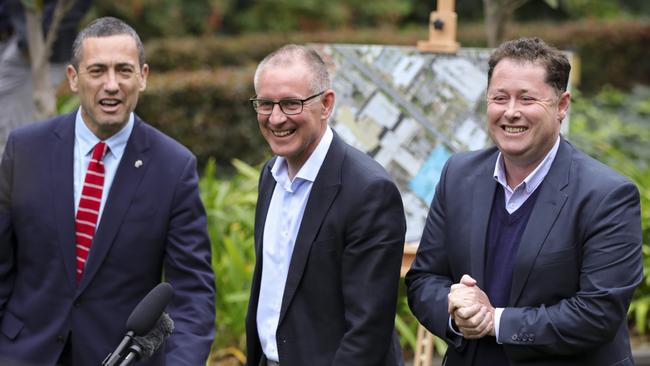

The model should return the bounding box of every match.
[132,312,175,360]
[126,282,174,335]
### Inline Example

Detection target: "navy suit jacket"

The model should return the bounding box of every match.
[406,137,643,366]
[0,113,215,365]
[245,133,407,366]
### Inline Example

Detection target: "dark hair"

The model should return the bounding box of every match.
[70,16,145,70]
[254,44,331,94]
[488,37,571,95]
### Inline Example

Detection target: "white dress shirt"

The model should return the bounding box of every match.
[257,127,333,362]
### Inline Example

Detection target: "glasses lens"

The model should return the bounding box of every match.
[254,100,274,114]
[280,99,303,115]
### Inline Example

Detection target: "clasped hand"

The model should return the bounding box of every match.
[447,274,496,339]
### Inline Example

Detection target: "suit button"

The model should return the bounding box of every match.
[74,301,81,307]
[56,335,65,343]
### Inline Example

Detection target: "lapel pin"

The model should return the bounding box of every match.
[134,160,143,168]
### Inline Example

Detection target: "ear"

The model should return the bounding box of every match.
[66,65,79,93]
[557,91,571,122]
[320,89,335,121]
[139,63,149,91]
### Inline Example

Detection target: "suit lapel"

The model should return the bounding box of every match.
[250,159,277,311]
[469,155,498,286]
[77,118,151,292]
[277,135,343,325]
[509,139,570,305]
[52,115,77,288]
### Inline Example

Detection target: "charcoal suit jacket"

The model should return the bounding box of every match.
[406,137,642,366]
[246,133,407,366]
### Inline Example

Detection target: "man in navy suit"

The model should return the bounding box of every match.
[406,37,643,365]
[245,45,406,366]
[0,17,215,365]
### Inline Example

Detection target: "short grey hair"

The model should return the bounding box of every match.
[70,16,145,70]
[253,44,331,95]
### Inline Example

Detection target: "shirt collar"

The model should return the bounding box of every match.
[493,136,560,193]
[75,108,134,159]
[271,126,334,191]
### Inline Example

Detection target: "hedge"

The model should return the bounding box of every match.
[135,66,267,172]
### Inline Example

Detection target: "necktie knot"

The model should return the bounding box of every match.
[91,141,108,161]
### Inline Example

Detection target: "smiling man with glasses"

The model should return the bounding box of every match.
[245,44,407,366]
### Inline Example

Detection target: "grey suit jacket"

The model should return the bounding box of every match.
[246,133,407,366]
[406,137,642,366]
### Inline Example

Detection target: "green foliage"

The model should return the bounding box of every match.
[200,158,260,360]
[569,86,650,334]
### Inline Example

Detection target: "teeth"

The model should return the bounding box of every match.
[272,129,293,137]
[100,100,119,106]
[504,126,527,133]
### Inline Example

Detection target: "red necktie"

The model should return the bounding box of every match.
[75,141,108,283]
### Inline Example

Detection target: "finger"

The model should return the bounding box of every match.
[454,304,483,320]
[460,274,477,286]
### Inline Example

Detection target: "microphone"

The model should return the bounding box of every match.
[102,282,174,366]
[118,312,175,366]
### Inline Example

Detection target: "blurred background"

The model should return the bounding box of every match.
[2,0,649,365]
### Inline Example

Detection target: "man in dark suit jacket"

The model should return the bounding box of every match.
[406,37,642,365]
[0,17,215,365]
[245,45,407,366]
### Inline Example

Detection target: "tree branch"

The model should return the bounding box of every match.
[43,0,76,61]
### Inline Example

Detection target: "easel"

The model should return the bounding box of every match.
[417,0,460,54]
[407,1,461,364]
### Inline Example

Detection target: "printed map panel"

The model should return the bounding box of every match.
[312,44,492,242]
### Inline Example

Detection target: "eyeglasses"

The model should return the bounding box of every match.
[250,91,325,115]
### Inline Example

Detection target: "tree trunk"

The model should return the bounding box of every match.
[23,0,75,120]
[482,0,530,47]
[24,8,57,120]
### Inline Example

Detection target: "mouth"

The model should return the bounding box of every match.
[271,128,295,138]
[502,126,528,134]
[99,98,122,111]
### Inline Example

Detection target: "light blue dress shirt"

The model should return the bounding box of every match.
[73,108,134,225]
[492,136,560,214]
[257,127,334,362]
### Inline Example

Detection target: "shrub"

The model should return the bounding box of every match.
[201,158,260,364]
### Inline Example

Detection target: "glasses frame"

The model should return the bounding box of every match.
[249,91,325,115]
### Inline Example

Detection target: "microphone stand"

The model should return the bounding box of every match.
[118,341,143,366]
[102,331,134,366]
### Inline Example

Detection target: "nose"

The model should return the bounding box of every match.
[103,69,119,94]
[503,99,520,121]
[268,103,286,125]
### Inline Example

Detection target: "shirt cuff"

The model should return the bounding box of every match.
[448,316,463,336]
[494,307,504,343]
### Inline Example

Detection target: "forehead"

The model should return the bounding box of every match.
[489,58,551,92]
[79,35,139,66]
[256,62,312,97]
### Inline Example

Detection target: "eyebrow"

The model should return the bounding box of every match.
[85,61,136,69]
